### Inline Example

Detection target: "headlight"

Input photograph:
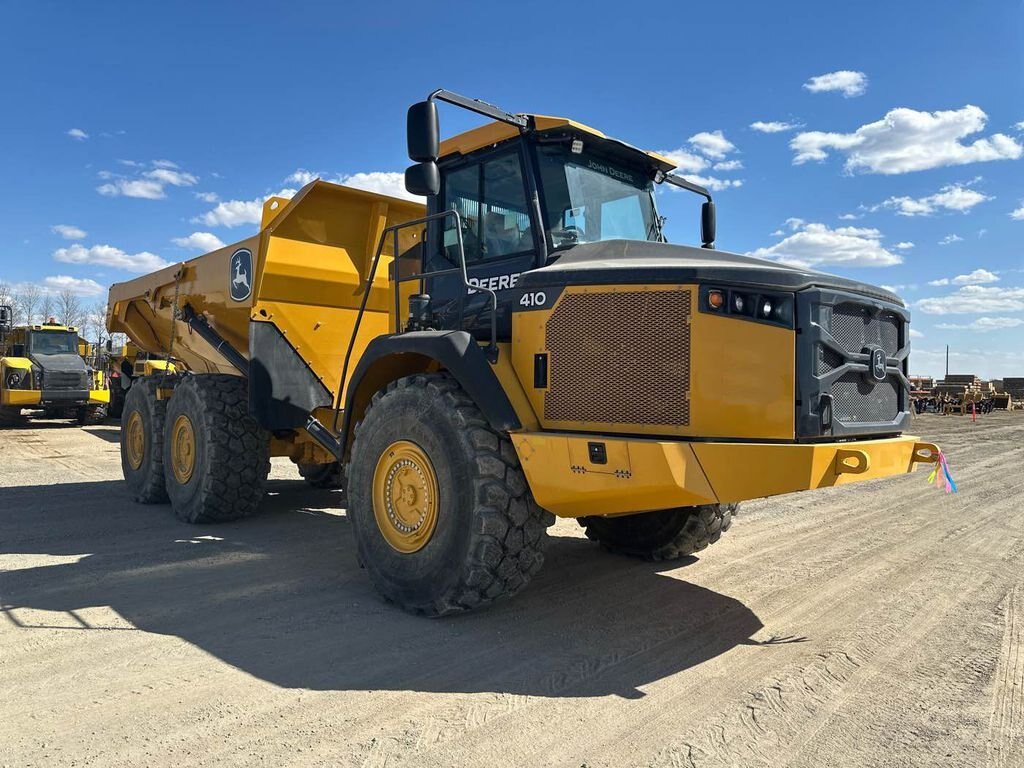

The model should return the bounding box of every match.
[6,370,25,389]
[700,286,794,329]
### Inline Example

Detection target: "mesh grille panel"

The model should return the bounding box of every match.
[830,304,901,355]
[43,371,88,390]
[817,345,844,375]
[831,373,899,423]
[544,289,691,426]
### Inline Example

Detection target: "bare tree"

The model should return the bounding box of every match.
[39,292,56,324]
[85,300,109,348]
[0,281,13,316]
[14,284,40,326]
[58,289,83,328]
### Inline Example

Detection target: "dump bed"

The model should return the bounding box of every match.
[108,180,424,402]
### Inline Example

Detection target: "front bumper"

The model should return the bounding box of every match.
[511,432,939,518]
[2,389,110,406]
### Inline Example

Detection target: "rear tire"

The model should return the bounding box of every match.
[120,377,169,503]
[346,373,554,616]
[298,461,344,489]
[163,375,270,524]
[580,503,738,561]
[0,406,24,428]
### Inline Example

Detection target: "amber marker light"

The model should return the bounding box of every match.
[708,290,725,310]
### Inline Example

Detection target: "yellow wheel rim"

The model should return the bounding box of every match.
[372,440,439,553]
[125,410,146,470]
[170,414,197,485]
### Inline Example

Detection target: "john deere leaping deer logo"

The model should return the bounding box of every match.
[229,248,252,302]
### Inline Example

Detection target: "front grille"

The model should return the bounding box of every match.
[829,303,901,355]
[544,289,691,426]
[796,288,910,438]
[43,370,88,390]
[831,373,899,423]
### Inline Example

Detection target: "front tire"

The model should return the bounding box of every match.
[162,375,270,524]
[77,404,107,426]
[121,377,169,503]
[580,504,738,561]
[0,406,24,428]
[346,373,554,616]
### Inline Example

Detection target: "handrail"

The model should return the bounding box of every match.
[330,208,498,432]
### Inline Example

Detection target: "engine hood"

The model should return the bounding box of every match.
[30,353,89,373]
[518,240,904,306]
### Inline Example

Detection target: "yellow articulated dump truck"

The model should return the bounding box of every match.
[107,89,940,615]
[0,309,109,427]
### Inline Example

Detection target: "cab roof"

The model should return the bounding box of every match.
[439,114,678,171]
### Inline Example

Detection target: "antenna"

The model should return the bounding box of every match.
[945,344,949,379]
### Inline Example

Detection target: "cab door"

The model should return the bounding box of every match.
[425,145,540,340]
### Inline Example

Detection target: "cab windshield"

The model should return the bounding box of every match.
[536,144,659,250]
[28,330,78,355]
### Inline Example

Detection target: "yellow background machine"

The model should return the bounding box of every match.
[107,90,939,615]
[0,312,109,427]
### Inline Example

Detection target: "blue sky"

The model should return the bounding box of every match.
[1,1,1022,377]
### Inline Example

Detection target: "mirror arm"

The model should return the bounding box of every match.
[428,89,530,130]
[662,173,712,202]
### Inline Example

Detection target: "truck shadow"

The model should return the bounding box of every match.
[0,480,764,698]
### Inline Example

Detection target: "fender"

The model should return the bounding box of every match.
[339,330,520,459]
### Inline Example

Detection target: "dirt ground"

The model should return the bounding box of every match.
[1,412,1022,768]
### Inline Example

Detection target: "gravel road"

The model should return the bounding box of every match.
[1,413,1022,767]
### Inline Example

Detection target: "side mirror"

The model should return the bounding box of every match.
[0,304,11,331]
[407,101,440,162]
[405,162,440,197]
[105,339,113,353]
[701,201,716,249]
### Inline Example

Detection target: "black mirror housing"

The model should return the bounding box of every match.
[701,201,716,248]
[405,162,440,197]
[0,304,11,331]
[407,101,440,162]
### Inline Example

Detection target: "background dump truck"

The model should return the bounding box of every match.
[1,309,109,427]
[107,90,940,615]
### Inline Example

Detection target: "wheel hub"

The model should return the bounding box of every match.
[372,440,439,553]
[170,414,197,484]
[125,411,146,470]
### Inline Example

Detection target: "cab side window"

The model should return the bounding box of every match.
[442,150,532,263]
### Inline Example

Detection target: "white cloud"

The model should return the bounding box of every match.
[750,120,801,133]
[41,275,105,296]
[172,232,226,251]
[838,213,861,220]
[658,149,709,174]
[53,243,169,273]
[1015,121,1024,131]
[909,328,924,339]
[144,168,198,187]
[712,159,743,171]
[67,128,89,141]
[285,169,319,186]
[97,178,166,199]
[336,172,421,201]
[194,191,219,203]
[936,317,1024,331]
[928,269,999,288]
[195,189,297,228]
[790,105,1023,173]
[1011,204,1024,220]
[917,285,1024,314]
[803,70,868,98]
[687,130,736,159]
[96,161,199,199]
[893,241,915,250]
[877,182,992,216]
[939,234,963,245]
[750,221,901,268]
[51,224,87,240]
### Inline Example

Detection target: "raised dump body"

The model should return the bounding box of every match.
[108,180,423,431]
